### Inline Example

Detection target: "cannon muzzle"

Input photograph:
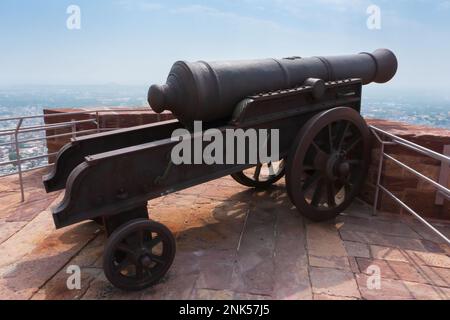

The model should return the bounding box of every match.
[149,49,397,125]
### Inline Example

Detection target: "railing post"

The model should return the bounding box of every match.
[96,111,100,133]
[14,119,25,202]
[71,119,76,139]
[436,145,450,205]
[372,133,385,216]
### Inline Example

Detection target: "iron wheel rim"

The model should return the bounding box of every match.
[287,108,371,220]
[103,219,176,291]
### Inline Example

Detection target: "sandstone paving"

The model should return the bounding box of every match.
[307,221,350,271]
[309,267,361,299]
[0,175,449,300]
[343,241,371,259]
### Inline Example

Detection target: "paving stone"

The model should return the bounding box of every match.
[233,292,272,300]
[0,222,99,300]
[192,289,234,300]
[307,222,350,271]
[340,230,427,251]
[402,281,450,300]
[370,245,409,263]
[141,251,200,300]
[230,202,277,296]
[202,186,249,201]
[69,233,105,268]
[194,250,236,291]
[419,239,447,254]
[405,220,450,245]
[176,200,247,252]
[80,273,141,300]
[344,241,371,258]
[0,220,27,245]
[416,266,450,288]
[357,258,427,284]
[404,250,450,268]
[272,206,312,300]
[348,257,360,274]
[0,194,64,271]
[310,267,360,299]
[7,192,60,222]
[313,294,358,300]
[338,216,422,239]
[31,268,102,300]
[355,274,413,300]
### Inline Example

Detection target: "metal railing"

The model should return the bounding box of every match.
[0,109,149,201]
[371,126,450,245]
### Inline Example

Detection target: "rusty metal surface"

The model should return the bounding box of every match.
[148,49,397,126]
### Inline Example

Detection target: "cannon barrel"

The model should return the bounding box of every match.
[149,48,397,125]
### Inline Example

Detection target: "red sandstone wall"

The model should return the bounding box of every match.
[43,109,450,220]
[43,107,174,163]
[362,119,450,220]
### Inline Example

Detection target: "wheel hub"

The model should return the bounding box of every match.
[326,153,350,180]
[139,255,153,268]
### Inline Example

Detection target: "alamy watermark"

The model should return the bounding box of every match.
[66,265,81,290]
[366,265,382,290]
[66,5,81,30]
[171,121,280,165]
[367,4,381,30]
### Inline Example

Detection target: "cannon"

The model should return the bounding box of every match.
[149,49,397,126]
[44,49,397,291]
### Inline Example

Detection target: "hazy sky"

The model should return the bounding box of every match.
[1,0,450,91]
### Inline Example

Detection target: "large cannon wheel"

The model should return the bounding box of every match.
[231,160,286,189]
[286,107,371,222]
[103,218,176,291]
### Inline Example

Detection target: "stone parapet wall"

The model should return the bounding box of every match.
[43,107,174,163]
[43,108,450,220]
[361,119,450,220]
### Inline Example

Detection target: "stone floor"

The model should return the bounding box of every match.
[0,170,449,300]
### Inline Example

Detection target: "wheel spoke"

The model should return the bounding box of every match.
[311,179,324,206]
[345,136,362,153]
[116,243,135,256]
[312,142,330,169]
[302,171,321,191]
[312,141,327,156]
[115,258,132,274]
[149,236,162,248]
[253,164,262,181]
[150,254,165,265]
[336,122,350,151]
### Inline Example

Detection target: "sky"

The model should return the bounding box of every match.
[1,0,450,92]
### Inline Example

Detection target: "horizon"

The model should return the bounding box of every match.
[1,1,450,91]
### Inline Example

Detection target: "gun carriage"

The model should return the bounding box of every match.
[44,49,398,291]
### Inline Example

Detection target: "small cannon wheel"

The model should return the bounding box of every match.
[103,219,176,291]
[286,107,371,222]
[231,160,286,189]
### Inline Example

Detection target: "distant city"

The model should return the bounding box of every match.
[1,84,449,128]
